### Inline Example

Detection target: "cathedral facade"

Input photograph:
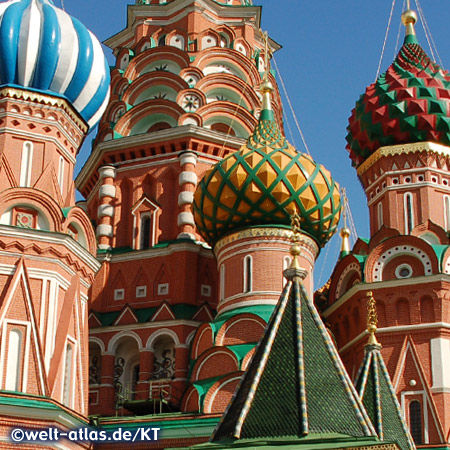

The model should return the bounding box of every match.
[0,0,447,449]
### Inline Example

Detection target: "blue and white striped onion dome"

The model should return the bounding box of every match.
[0,0,110,131]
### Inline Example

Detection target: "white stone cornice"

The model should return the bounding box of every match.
[323,274,450,318]
[357,141,450,176]
[75,124,245,190]
[105,240,213,263]
[339,322,450,353]
[0,225,101,273]
[104,0,264,49]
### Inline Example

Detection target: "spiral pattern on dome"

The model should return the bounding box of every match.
[346,34,450,167]
[193,109,341,248]
[0,0,110,130]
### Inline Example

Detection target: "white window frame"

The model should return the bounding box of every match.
[20,141,33,187]
[243,255,253,293]
[114,289,125,301]
[444,195,450,231]
[377,201,383,230]
[58,156,64,194]
[136,286,147,298]
[220,264,225,301]
[404,192,414,234]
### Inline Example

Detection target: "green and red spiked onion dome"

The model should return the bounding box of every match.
[193,82,342,248]
[346,13,450,167]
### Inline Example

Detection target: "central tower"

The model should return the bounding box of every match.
[77,0,284,417]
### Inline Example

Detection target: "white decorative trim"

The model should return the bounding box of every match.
[179,152,198,167]
[146,328,180,350]
[179,171,198,186]
[107,330,143,353]
[178,191,194,206]
[336,262,361,299]
[99,184,116,199]
[98,165,116,179]
[177,212,195,227]
[96,224,113,238]
[373,245,432,281]
[97,204,114,218]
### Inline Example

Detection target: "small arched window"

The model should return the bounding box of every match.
[58,156,64,193]
[377,202,383,230]
[140,214,152,249]
[5,329,22,391]
[444,195,450,231]
[243,255,252,293]
[158,34,166,46]
[404,193,414,234]
[220,264,225,301]
[63,343,73,407]
[20,141,33,187]
[409,400,423,445]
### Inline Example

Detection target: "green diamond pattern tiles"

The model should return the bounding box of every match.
[347,33,450,167]
[193,112,341,247]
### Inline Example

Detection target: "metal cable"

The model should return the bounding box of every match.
[376,0,397,80]
[272,54,311,156]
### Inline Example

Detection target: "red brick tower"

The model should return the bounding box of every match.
[76,0,284,417]
[325,8,450,448]
[185,77,341,414]
[0,0,110,445]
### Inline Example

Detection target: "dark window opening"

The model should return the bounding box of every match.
[409,400,423,445]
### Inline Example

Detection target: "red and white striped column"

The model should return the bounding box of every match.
[177,152,198,239]
[96,165,116,251]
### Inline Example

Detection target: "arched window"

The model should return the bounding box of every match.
[5,329,22,391]
[158,34,166,46]
[377,202,383,230]
[404,193,414,234]
[140,214,152,249]
[20,141,33,187]
[220,264,225,301]
[152,336,175,380]
[444,195,450,231]
[243,255,252,293]
[63,343,73,407]
[409,400,423,445]
[58,156,64,193]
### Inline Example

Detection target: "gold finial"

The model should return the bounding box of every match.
[366,291,380,346]
[283,205,308,281]
[401,0,418,38]
[260,30,274,111]
[339,188,351,257]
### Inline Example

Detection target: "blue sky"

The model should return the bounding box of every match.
[63,0,450,288]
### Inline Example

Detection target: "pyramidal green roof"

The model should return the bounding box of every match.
[355,342,415,450]
[210,268,376,444]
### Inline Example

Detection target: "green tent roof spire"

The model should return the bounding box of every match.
[210,261,376,443]
[355,293,416,450]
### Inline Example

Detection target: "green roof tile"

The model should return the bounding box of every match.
[355,343,415,450]
[211,275,375,443]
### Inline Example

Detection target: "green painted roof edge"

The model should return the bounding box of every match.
[173,435,386,450]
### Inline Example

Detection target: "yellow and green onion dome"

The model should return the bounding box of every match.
[346,10,450,167]
[193,81,341,248]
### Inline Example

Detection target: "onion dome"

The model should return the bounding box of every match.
[193,80,341,248]
[0,0,110,130]
[346,9,450,167]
